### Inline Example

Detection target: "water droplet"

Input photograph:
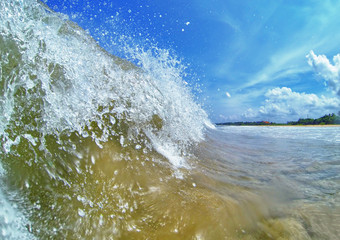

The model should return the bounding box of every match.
[78,208,86,217]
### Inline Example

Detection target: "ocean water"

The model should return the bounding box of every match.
[1,1,340,239]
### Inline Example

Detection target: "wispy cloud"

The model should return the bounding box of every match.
[218,13,240,32]
[239,46,312,89]
[217,0,340,90]
[192,0,340,122]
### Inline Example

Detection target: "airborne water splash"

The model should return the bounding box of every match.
[0,0,209,164]
[0,0,211,238]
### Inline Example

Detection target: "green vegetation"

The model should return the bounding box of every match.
[288,113,340,125]
[217,113,340,126]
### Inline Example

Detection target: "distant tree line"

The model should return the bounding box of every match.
[287,113,340,125]
[217,113,340,126]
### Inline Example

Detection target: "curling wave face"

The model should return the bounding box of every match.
[0,0,209,236]
[0,0,210,167]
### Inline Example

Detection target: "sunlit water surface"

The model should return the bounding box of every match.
[193,126,340,239]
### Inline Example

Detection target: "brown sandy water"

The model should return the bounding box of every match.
[3,126,339,239]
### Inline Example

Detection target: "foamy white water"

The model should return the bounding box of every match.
[0,166,35,240]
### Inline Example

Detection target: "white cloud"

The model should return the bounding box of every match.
[243,87,340,122]
[306,50,340,96]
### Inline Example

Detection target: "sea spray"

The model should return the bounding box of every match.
[0,0,209,166]
[0,0,211,238]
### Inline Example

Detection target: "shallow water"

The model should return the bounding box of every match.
[1,1,340,239]
[193,126,340,239]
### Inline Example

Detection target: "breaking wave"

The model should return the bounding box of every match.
[0,0,212,238]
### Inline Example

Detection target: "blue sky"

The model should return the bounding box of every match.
[44,0,340,123]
